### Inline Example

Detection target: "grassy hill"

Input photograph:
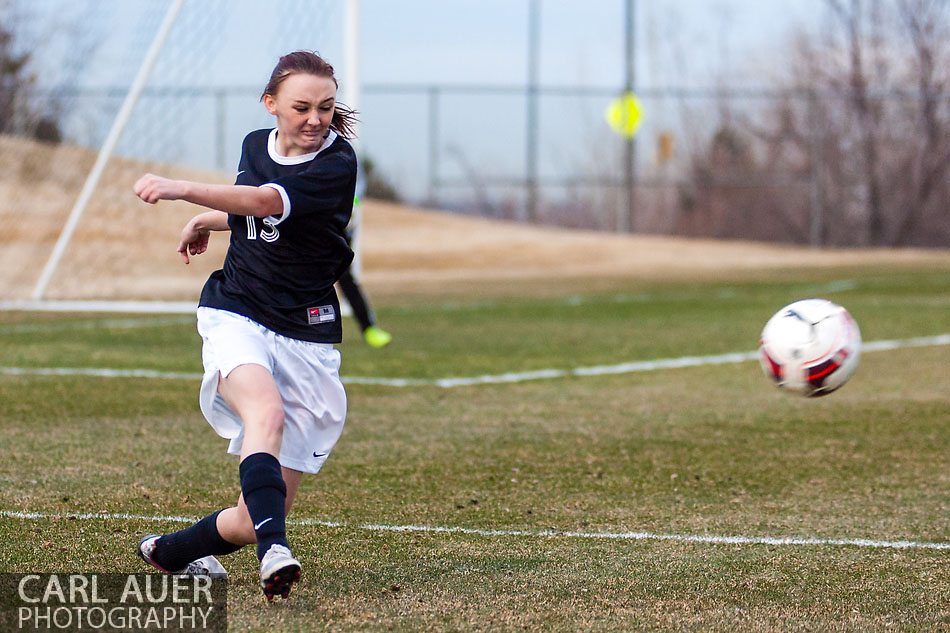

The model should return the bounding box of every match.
[2,134,948,302]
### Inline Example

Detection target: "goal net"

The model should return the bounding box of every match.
[0,0,358,310]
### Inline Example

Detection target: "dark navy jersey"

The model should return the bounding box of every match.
[199,127,356,343]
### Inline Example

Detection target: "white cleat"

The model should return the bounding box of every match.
[259,544,301,601]
[182,555,228,579]
[137,535,228,578]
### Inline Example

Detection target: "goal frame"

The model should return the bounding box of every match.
[6,0,362,314]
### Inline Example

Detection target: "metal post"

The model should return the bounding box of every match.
[525,0,540,223]
[808,90,824,247]
[621,0,636,233]
[215,89,226,171]
[427,86,440,205]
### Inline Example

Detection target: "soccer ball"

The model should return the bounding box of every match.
[759,298,861,397]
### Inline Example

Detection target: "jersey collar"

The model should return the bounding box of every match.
[267,128,338,165]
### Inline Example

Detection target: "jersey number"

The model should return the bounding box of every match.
[246,217,279,243]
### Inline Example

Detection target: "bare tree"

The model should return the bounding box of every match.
[681,0,950,247]
[0,5,35,136]
[828,0,888,245]
[891,0,950,244]
[0,0,105,143]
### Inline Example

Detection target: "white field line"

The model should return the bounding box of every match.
[0,316,194,335]
[0,509,946,551]
[0,366,202,380]
[1,334,948,387]
[0,300,198,314]
[0,299,352,316]
[0,279,858,317]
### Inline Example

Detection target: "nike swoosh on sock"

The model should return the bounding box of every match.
[253,517,273,531]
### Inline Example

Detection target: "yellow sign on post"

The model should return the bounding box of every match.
[605,91,644,138]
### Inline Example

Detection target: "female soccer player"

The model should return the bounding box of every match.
[132,51,357,601]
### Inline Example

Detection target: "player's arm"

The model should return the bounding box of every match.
[177,211,229,265]
[134,173,283,218]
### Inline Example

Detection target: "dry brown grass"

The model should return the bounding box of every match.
[3,134,948,301]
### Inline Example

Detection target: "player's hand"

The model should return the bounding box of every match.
[177,221,210,264]
[134,173,185,204]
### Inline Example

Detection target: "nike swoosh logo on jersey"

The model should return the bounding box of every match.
[313,451,327,458]
[253,517,273,530]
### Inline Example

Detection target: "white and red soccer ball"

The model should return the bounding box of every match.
[759,299,861,397]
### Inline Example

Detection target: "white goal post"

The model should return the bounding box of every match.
[30,0,186,302]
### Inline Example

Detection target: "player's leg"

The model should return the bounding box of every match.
[138,512,238,577]
[337,268,374,332]
[210,467,304,598]
[140,362,286,575]
[144,468,305,588]
[214,466,304,545]
[215,364,292,555]
[338,268,392,347]
[216,363,302,599]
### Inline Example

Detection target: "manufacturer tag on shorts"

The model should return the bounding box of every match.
[308,305,336,325]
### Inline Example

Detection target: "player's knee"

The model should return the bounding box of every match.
[253,403,285,437]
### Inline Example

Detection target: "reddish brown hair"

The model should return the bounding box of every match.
[261,50,358,139]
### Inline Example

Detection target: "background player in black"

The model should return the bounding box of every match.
[338,254,391,347]
[338,161,391,348]
[132,51,357,601]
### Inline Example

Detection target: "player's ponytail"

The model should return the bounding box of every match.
[262,50,359,139]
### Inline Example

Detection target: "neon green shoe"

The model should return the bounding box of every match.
[364,325,392,348]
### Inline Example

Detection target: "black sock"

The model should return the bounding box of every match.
[153,509,244,572]
[239,452,289,560]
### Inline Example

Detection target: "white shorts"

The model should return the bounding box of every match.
[196,307,347,474]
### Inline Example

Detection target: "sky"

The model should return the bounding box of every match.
[360,0,823,88]
[16,0,827,203]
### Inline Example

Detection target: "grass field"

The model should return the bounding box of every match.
[1,264,948,632]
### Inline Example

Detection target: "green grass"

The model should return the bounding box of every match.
[1,265,949,631]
